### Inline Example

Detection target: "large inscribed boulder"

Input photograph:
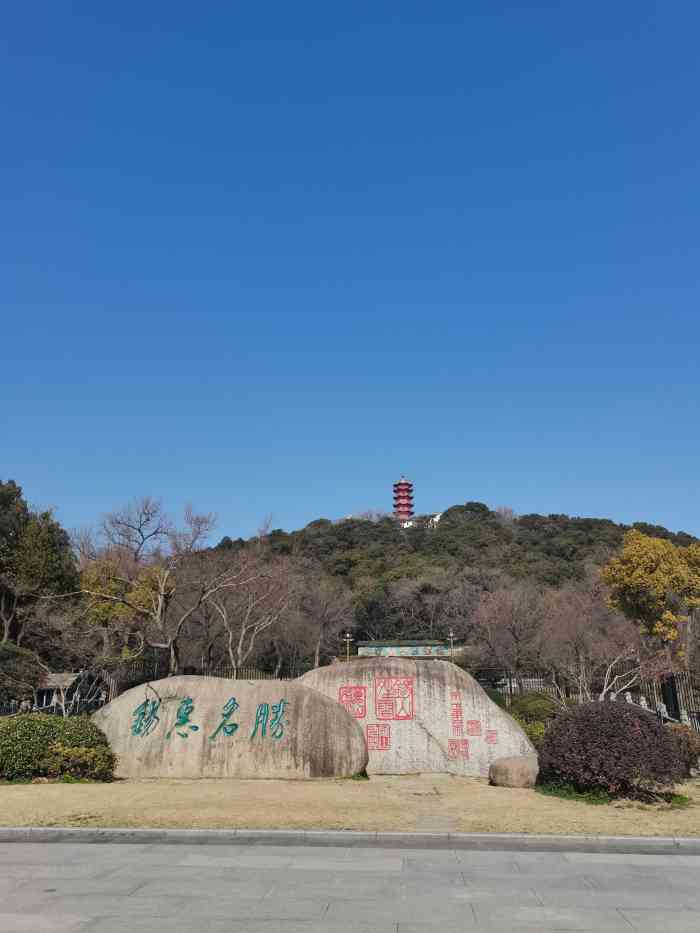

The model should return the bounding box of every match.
[92,676,368,780]
[298,659,534,776]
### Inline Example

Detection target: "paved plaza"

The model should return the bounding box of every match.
[1,839,699,932]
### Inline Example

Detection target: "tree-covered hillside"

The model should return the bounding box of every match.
[218,503,695,590]
[3,476,697,688]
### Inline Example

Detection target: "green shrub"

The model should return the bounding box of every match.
[668,724,700,777]
[513,714,546,749]
[510,692,557,722]
[41,743,116,782]
[539,702,685,800]
[0,714,109,780]
[52,716,109,749]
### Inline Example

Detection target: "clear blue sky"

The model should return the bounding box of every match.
[2,3,699,540]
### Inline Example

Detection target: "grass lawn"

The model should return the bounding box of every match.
[3,774,700,835]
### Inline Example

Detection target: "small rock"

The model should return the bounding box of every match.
[31,777,50,784]
[489,755,539,788]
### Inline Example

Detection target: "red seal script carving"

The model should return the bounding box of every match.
[448,739,470,760]
[366,723,391,751]
[451,702,464,737]
[374,677,414,720]
[338,685,367,719]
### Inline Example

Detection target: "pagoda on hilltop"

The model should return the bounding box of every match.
[393,476,414,523]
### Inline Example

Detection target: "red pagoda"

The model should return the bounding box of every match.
[393,476,414,522]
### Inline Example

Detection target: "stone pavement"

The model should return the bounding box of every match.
[1,839,699,932]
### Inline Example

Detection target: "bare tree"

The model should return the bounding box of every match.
[538,576,645,704]
[297,568,353,668]
[101,496,172,564]
[256,514,274,551]
[71,527,99,568]
[19,594,105,672]
[468,582,545,685]
[98,548,266,674]
[186,599,228,670]
[167,505,216,555]
[78,501,239,673]
[388,572,480,643]
[259,613,315,678]
[209,556,298,678]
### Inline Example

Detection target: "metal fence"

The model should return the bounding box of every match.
[474,668,700,731]
[0,661,289,718]
[0,695,107,718]
[4,660,700,729]
[473,669,559,704]
[201,665,285,681]
[635,671,700,731]
[107,660,286,692]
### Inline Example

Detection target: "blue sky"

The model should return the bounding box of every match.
[2,2,699,540]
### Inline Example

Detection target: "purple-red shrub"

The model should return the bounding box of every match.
[668,724,700,777]
[538,701,684,798]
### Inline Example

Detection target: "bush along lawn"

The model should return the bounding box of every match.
[0,714,116,782]
[536,700,693,806]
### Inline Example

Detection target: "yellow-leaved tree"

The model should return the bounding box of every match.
[601,530,700,662]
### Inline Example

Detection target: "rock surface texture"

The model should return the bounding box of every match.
[298,659,534,776]
[489,754,539,788]
[93,676,368,780]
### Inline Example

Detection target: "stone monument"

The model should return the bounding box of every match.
[298,657,534,776]
[93,676,368,780]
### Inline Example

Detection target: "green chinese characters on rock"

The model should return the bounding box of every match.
[129,694,290,744]
[166,697,200,740]
[209,697,240,741]
[250,699,288,740]
[131,699,161,737]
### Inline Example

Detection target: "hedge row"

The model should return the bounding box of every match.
[539,702,685,799]
[0,714,114,781]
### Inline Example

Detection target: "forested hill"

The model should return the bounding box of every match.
[217,503,696,589]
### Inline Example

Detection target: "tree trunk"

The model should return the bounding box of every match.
[0,592,18,644]
[314,630,323,669]
[99,627,113,660]
[168,640,180,676]
[272,639,283,678]
[226,626,239,678]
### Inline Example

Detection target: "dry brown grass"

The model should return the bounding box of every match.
[3,774,700,836]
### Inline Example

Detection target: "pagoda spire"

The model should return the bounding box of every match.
[393,476,414,522]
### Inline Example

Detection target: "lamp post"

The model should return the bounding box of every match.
[344,632,353,663]
[448,630,455,661]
